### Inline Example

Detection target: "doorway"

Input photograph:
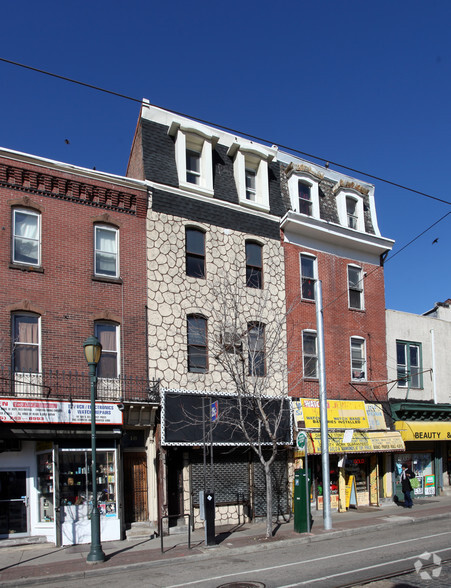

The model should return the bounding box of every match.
[0,470,28,536]
[123,452,148,523]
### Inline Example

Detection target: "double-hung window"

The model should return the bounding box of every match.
[186,148,201,185]
[246,241,263,288]
[346,197,358,229]
[13,313,40,373]
[95,225,119,278]
[351,337,366,380]
[300,254,316,300]
[298,182,312,216]
[186,228,206,278]
[245,168,257,201]
[348,266,364,310]
[187,315,208,373]
[95,322,120,379]
[248,322,265,377]
[13,209,40,266]
[396,341,422,388]
[302,331,318,378]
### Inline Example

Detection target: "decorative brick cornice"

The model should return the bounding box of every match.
[0,162,139,215]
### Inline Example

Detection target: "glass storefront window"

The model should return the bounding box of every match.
[394,452,434,497]
[37,452,54,522]
[345,456,368,492]
[59,450,116,516]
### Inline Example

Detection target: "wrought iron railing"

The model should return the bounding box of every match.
[0,367,160,404]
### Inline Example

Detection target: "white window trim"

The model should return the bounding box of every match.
[169,122,218,197]
[95,322,121,379]
[300,253,317,301]
[287,173,320,218]
[13,313,42,374]
[228,142,277,212]
[302,329,318,379]
[350,336,367,381]
[336,189,365,232]
[12,208,41,267]
[347,264,365,310]
[94,225,119,278]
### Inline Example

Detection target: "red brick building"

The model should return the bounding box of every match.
[0,148,154,544]
[279,157,402,507]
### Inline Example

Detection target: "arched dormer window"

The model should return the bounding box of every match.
[334,184,366,232]
[285,164,322,218]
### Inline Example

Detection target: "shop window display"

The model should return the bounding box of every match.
[37,452,54,522]
[395,453,434,498]
[59,450,116,515]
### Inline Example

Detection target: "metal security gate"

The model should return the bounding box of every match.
[190,448,289,519]
[123,452,148,523]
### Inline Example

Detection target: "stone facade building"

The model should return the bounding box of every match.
[127,102,291,527]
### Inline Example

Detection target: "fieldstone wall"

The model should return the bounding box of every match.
[146,209,287,395]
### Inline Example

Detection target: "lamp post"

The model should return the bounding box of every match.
[83,335,105,563]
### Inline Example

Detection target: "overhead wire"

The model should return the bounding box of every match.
[1,56,451,207]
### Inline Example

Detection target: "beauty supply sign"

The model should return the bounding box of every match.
[0,398,123,425]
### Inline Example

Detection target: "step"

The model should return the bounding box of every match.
[125,522,158,541]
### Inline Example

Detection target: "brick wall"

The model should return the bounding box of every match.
[0,155,148,379]
[284,241,388,402]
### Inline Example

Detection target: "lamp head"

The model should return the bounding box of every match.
[83,335,102,365]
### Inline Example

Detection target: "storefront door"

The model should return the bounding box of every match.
[124,452,148,523]
[0,470,28,536]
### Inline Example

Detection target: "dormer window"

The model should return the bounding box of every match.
[228,142,277,211]
[285,165,321,218]
[334,183,367,232]
[168,121,219,197]
[298,182,312,216]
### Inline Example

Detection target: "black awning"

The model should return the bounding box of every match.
[161,389,292,446]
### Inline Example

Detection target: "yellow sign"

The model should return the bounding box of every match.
[306,430,405,455]
[299,399,369,429]
[345,475,357,508]
[394,421,451,441]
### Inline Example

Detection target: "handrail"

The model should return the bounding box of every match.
[160,513,191,553]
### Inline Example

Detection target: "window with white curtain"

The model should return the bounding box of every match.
[94,225,118,277]
[95,322,120,378]
[13,313,41,373]
[13,209,40,266]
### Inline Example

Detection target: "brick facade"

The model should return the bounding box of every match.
[0,152,148,380]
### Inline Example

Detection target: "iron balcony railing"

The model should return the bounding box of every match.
[0,367,160,404]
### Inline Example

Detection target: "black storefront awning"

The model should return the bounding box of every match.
[161,388,293,446]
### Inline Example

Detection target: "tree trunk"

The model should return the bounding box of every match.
[264,461,273,539]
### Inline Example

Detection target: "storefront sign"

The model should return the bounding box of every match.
[307,430,405,455]
[424,475,435,495]
[0,398,123,425]
[394,421,451,441]
[296,399,369,429]
[365,404,386,430]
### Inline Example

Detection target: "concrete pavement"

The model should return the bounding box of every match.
[1,495,451,586]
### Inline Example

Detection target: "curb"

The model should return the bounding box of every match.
[2,510,451,587]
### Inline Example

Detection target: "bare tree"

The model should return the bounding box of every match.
[202,271,292,539]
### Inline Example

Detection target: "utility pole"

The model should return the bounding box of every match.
[316,280,332,530]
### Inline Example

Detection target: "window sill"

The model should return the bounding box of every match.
[351,379,367,384]
[238,199,270,213]
[92,275,123,285]
[9,263,44,274]
[348,307,365,312]
[179,181,214,198]
[301,298,316,303]
[303,377,319,382]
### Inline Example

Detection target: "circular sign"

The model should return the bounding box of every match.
[296,432,306,449]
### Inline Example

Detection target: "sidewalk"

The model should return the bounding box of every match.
[1,495,451,586]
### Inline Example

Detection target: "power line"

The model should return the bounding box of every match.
[1,56,451,208]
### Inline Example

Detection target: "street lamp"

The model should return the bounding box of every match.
[83,335,105,563]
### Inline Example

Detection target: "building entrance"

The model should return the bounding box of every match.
[0,470,28,536]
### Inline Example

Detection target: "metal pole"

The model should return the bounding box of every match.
[316,280,332,530]
[87,362,105,563]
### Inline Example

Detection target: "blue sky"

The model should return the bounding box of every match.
[1,0,450,314]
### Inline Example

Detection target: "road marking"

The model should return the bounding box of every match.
[279,546,451,587]
[165,531,451,588]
